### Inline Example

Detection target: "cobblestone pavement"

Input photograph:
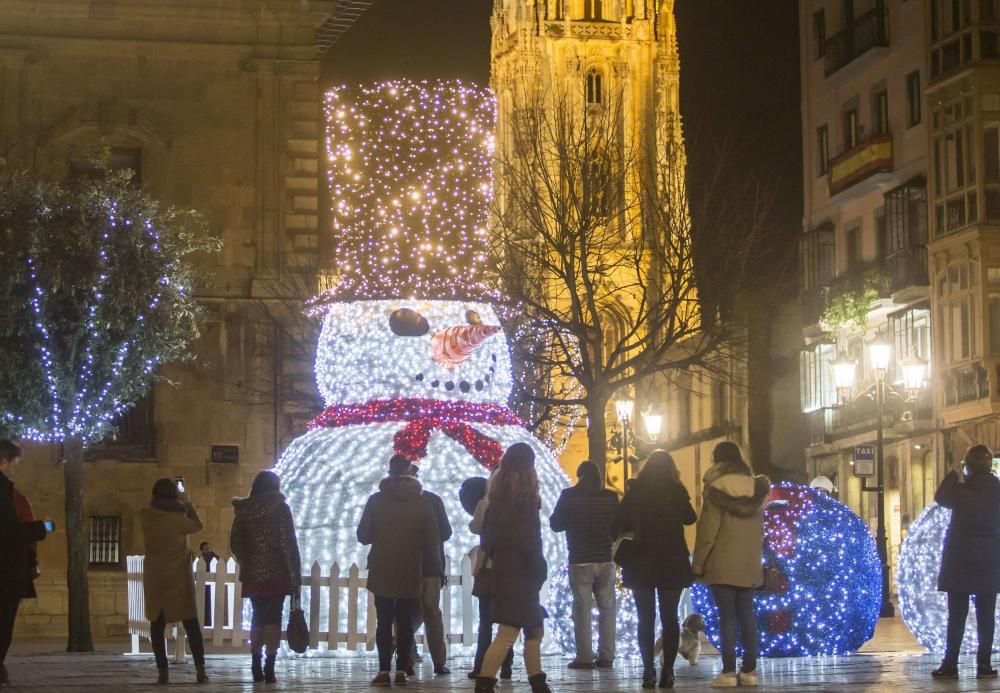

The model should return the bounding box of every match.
[6,619,1000,692]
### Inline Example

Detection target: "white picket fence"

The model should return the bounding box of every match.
[126,551,478,662]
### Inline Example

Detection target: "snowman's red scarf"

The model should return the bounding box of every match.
[307,398,525,470]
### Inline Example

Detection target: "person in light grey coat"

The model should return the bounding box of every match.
[691,442,770,688]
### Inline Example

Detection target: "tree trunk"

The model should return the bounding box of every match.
[63,436,94,652]
[586,397,609,476]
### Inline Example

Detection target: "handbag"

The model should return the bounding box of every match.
[286,593,309,654]
[612,530,640,567]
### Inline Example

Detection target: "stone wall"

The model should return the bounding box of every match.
[0,0,330,638]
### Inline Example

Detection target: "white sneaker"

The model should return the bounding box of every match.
[738,670,759,687]
[710,671,739,688]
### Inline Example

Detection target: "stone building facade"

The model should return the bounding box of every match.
[0,0,337,638]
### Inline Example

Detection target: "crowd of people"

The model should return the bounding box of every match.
[1,438,999,688]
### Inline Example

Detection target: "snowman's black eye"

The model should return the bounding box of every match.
[389,308,430,337]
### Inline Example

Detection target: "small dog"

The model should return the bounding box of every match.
[654,613,706,665]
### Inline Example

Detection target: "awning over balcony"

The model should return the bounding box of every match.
[828,133,893,197]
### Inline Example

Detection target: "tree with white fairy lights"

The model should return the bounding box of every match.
[0,164,219,652]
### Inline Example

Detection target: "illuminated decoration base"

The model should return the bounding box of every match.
[691,483,881,657]
[897,503,1000,654]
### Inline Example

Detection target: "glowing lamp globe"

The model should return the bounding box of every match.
[868,336,892,377]
[897,502,1000,653]
[691,483,881,657]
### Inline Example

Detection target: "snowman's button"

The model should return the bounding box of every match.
[445,381,455,391]
[431,379,440,387]
[475,381,484,391]
[460,381,471,393]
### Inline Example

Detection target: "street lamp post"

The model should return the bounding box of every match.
[832,336,927,620]
[615,397,635,480]
[643,412,663,443]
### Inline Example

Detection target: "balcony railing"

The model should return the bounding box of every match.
[828,132,894,197]
[824,7,889,77]
[802,285,830,327]
[806,388,932,447]
[887,247,929,294]
[942,364,991,407]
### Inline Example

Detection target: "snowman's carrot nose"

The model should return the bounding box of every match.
[431,324,500,369]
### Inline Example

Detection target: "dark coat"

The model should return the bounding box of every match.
[230,491,302,598]
[481,496,548,629]
[936,470,1000,593]
[357,475,442,599]
[423,490,452,578]
[0,473,46,602]
[550,483,619,564]
[611,476,697,590]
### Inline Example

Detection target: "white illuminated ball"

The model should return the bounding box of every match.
[897,502,1000,654]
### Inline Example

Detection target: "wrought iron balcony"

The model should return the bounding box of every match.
[887,247,929,294]
[802,285,830,327]
[828,132,894,197]
[942,364,991,407]
[824,7,889,77]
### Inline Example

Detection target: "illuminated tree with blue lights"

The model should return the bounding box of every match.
[692,483,882,657]
[0,164,219,651]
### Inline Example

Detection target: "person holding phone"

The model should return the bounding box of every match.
[140,478,208,684]
[0,440,50,686]
[931,445,1000,680]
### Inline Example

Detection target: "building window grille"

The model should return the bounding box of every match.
[89,516,122,568]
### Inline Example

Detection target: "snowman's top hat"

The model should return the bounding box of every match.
[314,79,501,308]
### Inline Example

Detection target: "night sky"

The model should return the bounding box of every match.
[322,0,802,264]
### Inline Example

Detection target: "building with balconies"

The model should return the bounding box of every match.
[798,0,935,580]
[925,0,1000,462]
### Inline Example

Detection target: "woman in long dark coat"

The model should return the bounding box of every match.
[475,443,550,693]
[611,450,697,689]
[0,440,49,687]
[932,444,1000,680]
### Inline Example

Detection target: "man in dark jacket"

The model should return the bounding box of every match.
[357,455,441,687]
[408,463,453,675]
[932,444,1000,680]
[0,440,49,685]
[550,460,620,669]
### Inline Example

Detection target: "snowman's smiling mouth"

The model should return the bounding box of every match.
[414,354,497,393]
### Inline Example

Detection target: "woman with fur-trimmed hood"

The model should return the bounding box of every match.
[691,442,770,689]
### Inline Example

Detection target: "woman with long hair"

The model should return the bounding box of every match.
[692,441,770,688]
[230,471,302,684]
[612,450,697,689]
[140,477,207,684]
[474,443,551,693]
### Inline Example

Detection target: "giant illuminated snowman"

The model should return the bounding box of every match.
[271,80,572,648]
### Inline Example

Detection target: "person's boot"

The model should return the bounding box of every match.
[195,665,209,684]
[659,667,675,688]
[263,624,280,683]
[474,676,497,692]
[250,628,265,682]
[528,672,552,693]
[978,656,998,679]
[156,667,169,685]
[931,660,959,679]
[642,666,657,689]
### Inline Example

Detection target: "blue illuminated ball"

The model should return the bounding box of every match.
[691,483,881,657]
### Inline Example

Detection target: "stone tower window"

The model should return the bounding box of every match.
[586,69,604,105]
[584,0,603,20]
